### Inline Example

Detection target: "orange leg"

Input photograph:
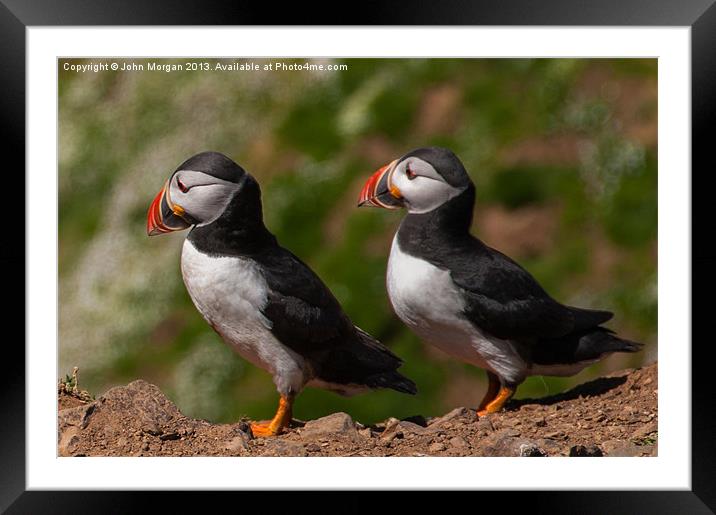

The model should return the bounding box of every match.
[250,395,294,437]
[477,372,501,411]
[477,386,515,417]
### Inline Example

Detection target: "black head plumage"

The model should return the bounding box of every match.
[399,147,472,188]
[175,151,247,184]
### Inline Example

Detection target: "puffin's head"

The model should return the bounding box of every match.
[147,151,247,236]
[358,147,472,214]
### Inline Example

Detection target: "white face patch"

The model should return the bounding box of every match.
[390,157,466,214]
[167,170,241,226]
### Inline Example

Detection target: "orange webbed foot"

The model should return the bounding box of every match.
[477,386,515,417]
[249,394,294,438]
[249,421,283,438]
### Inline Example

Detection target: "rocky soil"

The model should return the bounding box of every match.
[58,363,657,457]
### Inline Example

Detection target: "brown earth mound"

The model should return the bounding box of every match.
[58,363,657,457]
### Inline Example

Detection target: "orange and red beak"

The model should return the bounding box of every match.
[357,159,404,209]
[146,180,193,236]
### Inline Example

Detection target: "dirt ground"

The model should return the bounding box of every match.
[58,362,657,457]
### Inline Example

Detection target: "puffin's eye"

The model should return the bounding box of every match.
[177,178,189,193]
[406,166,417,181]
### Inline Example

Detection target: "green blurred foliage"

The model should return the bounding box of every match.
[59,58,657,424]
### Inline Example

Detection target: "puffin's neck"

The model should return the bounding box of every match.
[397,184,476,250]
[187,176,277,257]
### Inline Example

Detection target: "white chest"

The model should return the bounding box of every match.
[387,237,467,331]
[180,239,296,373]
[386,236,526,381]
[386,237,476,355]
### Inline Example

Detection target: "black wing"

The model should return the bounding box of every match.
[450,243,612,341]
[256,246,415,392]
[257,247,354,354]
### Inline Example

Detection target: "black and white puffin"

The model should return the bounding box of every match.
[358,146,642,416]
[147,151,416,436]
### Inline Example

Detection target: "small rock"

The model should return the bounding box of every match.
[381,430,400,443]
[477,417,494,432]
[500,418,522,428]
[58,403,96,433]
[535,438,563,456]
[535,417,547,427]
[401,415,428,427]
[519,443,546,457]
[428,407,470,427]
[381,420,430,443]
[58,431,80,456]
[480,429,539,457]
[428,442,446,453]
[544,431,566,440]
[300,412,359,442]
[379,417,400,430]
[305,443,321,453]
[224,434,250,453]
[449,436,470,449]
[569,444,603,457]
[358,428,373,439]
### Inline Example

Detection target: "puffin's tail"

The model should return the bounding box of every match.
[353,327,417,395]
[365,369,418,395]
[535,327,643,365]
[572,327,644,362]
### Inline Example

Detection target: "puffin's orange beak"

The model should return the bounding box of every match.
[146,180,192,236]
[357,159,403,209]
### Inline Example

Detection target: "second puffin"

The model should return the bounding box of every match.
[147,151,416,436]
[359,147,642,416]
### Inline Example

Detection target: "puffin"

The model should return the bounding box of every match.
[358,146,642,416]
[147,151,416,436]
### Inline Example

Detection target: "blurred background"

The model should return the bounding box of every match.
[59,58,657,425]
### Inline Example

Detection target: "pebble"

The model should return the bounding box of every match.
[569,444,603,457]
[301,412,360,442]
[358,428,373,439]
[477,418,494,431]
[428,442,446,453]
[519,443,546,457]
[449,436,470,449]
[224,435,249,453]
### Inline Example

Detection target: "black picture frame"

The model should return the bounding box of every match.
[2,1,714,512]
